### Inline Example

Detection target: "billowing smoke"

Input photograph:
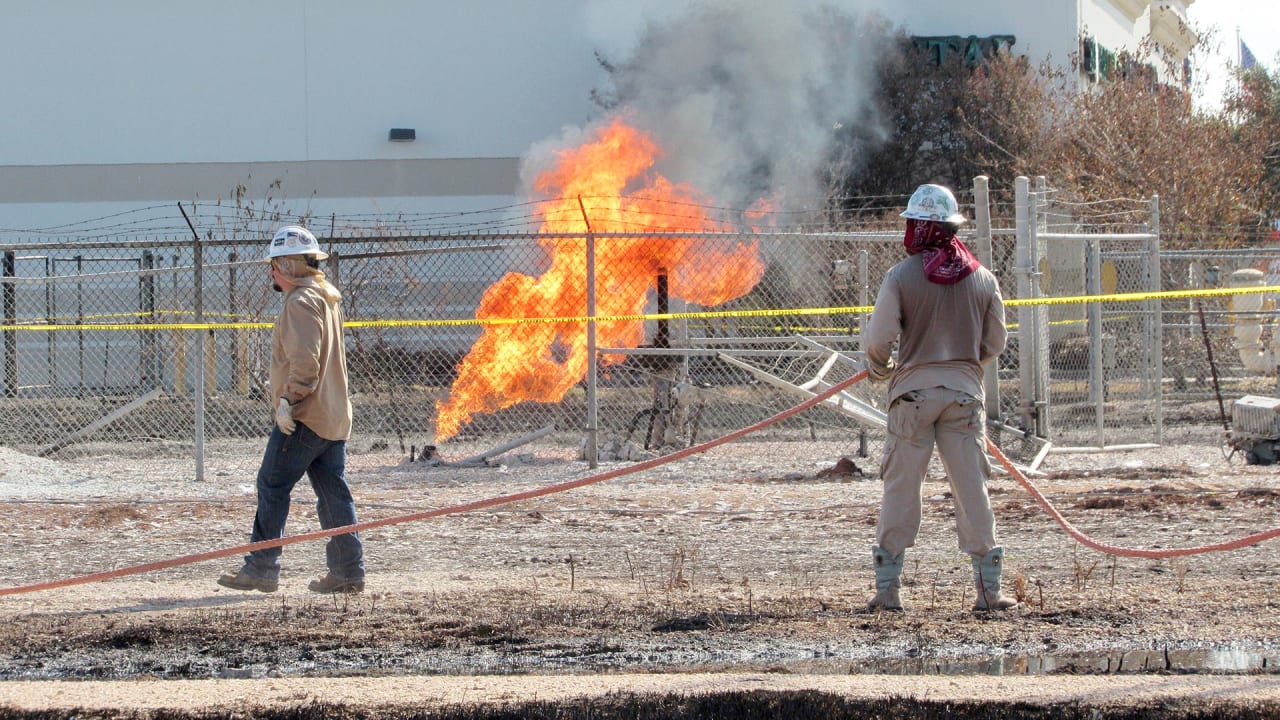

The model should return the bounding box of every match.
[522,0,892,216]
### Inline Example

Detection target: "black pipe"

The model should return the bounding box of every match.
[655,269,669,349]
[3,251,15,398]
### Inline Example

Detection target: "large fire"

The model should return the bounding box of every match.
[434,117,766,441]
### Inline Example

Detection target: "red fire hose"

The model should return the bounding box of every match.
[0,372,869,597]
[987,439,1280,558]
[2,369,1278,597]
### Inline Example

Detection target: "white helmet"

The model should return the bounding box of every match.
[900,184,967,224]
[266,225,327,260]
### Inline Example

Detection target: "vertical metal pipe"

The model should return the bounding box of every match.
[329,250,341,288]
[3,251,15,398]
[229,251,248,395]
[172,254,186,396]
[140,251,156,389]
[648,269,673,450]
[655,270,670,349]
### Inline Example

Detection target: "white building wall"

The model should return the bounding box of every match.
[1085,0,1153,59]
[4,0,602,165]
[0,0,1191,237]
[0,0,609,234]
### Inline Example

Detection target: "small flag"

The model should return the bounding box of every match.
[1241,38,1258,70]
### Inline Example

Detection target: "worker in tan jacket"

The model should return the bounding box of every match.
[218,225,365,594]
[863,184,1015,612]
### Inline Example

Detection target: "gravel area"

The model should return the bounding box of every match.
[0,431,1278,714]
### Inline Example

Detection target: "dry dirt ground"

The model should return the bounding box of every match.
[0,432,1278,716]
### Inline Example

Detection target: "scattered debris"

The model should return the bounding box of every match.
[411,426,554,467]
[409,444,439,463]
[817,456,864,479]
[581,436,656,462]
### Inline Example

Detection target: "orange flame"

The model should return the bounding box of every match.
[434,117,766,441]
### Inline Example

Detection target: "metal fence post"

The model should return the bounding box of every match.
[1014,177,1041,435]
[193,237,205,482]
[856,248,870,348]
[578,197,599,467]
[1032,177,1050,438]
[973,176,1000,423]
[76,255,85,399]
[43,256,53,390]
[1087,238,1105,446]
[1149,194,1163,444]
[585,229,599,468]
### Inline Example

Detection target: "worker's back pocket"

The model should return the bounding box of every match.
[887,390,925,440]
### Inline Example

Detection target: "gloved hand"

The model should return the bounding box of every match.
[275,397,296,435]
[868,358,896,383]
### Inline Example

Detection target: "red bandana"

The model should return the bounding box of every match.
[903,219,980,284]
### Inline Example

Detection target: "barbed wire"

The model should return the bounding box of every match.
[4,191,1265,244]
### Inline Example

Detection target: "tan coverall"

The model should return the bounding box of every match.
[864,253,1007,558]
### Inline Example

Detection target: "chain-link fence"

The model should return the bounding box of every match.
[1,178,1274,477]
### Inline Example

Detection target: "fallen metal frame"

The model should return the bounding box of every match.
[717,337,1052,475]
[38,388,163,457]
[717,346,885,428]
[420,424,557,468]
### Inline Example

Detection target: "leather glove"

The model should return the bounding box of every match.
[275,397,296,435]
[868,358,896,383]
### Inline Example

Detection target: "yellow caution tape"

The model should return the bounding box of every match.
[1,285,1275,332]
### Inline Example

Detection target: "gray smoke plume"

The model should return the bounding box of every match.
[523,0,892,217]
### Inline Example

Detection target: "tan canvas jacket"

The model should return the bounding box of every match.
[269,286,352,441]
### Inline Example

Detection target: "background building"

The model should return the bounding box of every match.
[0,0,1194,239]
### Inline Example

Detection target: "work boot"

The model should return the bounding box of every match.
[216,567,278,593]
[864,545,904,612]
[308,574,365,594]
[972,547,1018,611]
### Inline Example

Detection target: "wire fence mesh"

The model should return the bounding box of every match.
[2,181,1277,477]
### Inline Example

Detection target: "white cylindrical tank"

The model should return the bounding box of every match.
[1230,268,1276,375]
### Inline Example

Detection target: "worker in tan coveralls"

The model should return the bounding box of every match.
[863,184,1016,612]
[217,225,366,595]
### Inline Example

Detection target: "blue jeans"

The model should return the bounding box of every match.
[241,423,364,581]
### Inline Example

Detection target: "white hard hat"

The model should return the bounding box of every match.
[900,184,967,224]
[266,225,327,260]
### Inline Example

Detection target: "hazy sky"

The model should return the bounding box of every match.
[1186,0,1278,109]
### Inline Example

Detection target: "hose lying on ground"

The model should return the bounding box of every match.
[986,439,1280,558]
[0,372,868,597]
[3,368,1278,597]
